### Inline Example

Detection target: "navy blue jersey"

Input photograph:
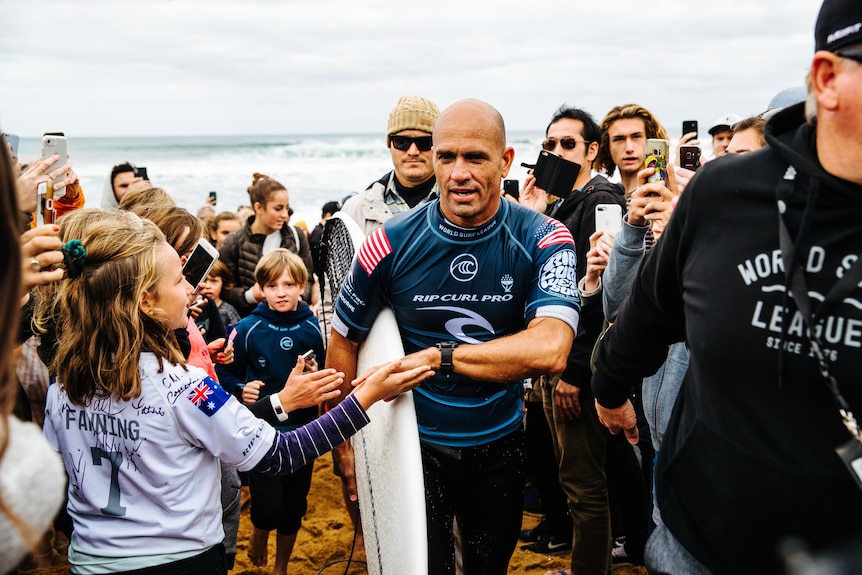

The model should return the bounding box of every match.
[216,301,324,430]
[333,199,580,447]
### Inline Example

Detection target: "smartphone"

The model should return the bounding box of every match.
[208,190,218,204]
[41,133,68,186]
[35,181,56,226]
[532,150,581,199]
[182,237,220,291]
[135,166,149,181]
[503,179,519,200]
[679,145,702,171]
[681,120,698,139]
[2,133,19,162]
[301,349,315,361]
[645,139,669,183]
[595,204,622,236]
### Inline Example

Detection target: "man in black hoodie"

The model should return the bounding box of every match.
[592,0,862,573]
[521,105,626,573]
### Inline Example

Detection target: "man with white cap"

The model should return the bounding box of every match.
[707,112,742,158]
[341,95,440,236]
[592,0,862,572]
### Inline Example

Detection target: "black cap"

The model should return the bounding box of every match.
[322,201,340,216]
[815,0,862,52]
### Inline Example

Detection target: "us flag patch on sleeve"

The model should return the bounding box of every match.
[357,227,392,276]
[536,218,574,249]
[187,376,230,417]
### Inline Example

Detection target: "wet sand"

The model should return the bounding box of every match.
[18,455,647,575]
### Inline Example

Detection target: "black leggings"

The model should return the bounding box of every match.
[422,429,526,575]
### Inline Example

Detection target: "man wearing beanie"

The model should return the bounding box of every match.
[341,95,440,236]
[592,0,862,573]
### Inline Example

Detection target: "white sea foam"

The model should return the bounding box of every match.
[19,132,551,225]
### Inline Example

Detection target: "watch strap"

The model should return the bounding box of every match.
[436,341,459,375]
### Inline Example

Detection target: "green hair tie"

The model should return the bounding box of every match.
[61,239,87,278]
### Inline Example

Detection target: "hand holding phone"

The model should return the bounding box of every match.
[645,139,669,183]
[502,179,519,200]
[681,120,698,140]
[40,133,68,186]
[183,238,220,293]
[679,146,702,171]
[595,204,623,236]
[36,181,56,226]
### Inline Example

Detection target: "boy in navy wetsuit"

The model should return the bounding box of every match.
[216,248,324,575]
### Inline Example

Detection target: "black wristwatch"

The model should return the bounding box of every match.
[435,342,459,375]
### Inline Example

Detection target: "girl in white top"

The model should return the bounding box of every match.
[43,212,432,574]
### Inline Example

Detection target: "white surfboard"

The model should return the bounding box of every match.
[321,213,428,575]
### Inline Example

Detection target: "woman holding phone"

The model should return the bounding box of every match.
[43,211,433,574]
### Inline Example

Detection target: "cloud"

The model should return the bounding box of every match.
[0,0,820,137]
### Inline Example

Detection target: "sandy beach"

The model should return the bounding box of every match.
[19,453,647,575]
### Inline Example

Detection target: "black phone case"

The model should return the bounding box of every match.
[533,151,581,199]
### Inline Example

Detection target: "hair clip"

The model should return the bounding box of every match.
[61,239,87,278]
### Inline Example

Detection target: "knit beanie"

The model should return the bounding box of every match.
[386,96,439,146]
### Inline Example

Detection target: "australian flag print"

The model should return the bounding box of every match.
[187,376,230,417]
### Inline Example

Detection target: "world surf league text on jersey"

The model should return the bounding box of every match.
[436,216,499,240]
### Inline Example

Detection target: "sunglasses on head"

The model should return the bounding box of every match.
[541,137,587,151]
[837,47,862,64]
[390,135,433,152]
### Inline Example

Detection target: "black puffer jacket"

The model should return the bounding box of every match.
[219,216,314,317]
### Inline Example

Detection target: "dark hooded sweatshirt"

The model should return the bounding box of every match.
[592,103,862,573]
[548,175,625,388]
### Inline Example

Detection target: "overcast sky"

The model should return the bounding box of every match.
[0,0,821,138]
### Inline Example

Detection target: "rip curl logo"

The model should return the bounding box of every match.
[417,306,494,344]
[450,254,478,282]
[279,337,294,351]
[539,249,578,299]
[501,274,513,293]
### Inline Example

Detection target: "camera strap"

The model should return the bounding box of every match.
[776,165,862,488]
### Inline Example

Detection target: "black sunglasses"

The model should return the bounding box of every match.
[541,137,587,151]
[390,135,433,152]
[837,47,862,64]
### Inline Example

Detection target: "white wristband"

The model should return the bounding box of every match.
[270,394,289,422]
[245,288,257,304]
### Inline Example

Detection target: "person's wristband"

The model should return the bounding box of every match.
[270,394,289,422]
[245,288,257,304]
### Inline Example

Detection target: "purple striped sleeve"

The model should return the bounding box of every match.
[251,394,370,475]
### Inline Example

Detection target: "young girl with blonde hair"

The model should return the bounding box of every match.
[43,211,432,574]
